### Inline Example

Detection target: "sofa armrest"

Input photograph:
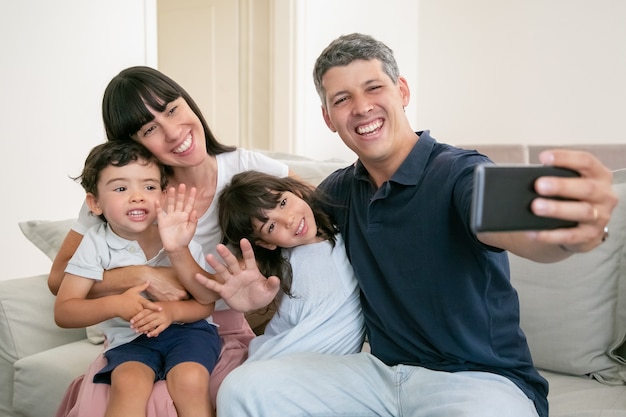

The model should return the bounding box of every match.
[0,274,86,416]
[0,274,86,360]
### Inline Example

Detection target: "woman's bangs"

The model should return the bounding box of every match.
[115,77,181,139]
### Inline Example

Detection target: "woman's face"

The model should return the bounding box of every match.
[132,97,207,168]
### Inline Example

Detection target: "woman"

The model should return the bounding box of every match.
[50,66,291,417]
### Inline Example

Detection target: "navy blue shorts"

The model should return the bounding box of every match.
[94,319,220,384]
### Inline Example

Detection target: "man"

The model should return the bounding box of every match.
[205,33,616,417]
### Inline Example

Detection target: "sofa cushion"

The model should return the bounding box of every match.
[19,218,75,261]
[510,169,626,383]
[0,275,86,417]
[260,150,351,186]
[13,339,102,417]
[541,370,626,416]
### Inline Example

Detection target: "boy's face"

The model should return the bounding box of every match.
[86,160,164,240]
[251,191,319,250]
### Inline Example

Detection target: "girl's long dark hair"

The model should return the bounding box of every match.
[218,171,337,296]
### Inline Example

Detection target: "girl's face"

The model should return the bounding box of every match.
[251,191,320,250]
[132,97,207,168]
[86,161,163,241]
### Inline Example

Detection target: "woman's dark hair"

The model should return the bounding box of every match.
[75,141,168,222]
[218,171,338,296]
[102,66,235,157]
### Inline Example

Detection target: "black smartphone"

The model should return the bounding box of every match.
[471,164,580,233]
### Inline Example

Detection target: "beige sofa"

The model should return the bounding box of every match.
[2,148,626,417]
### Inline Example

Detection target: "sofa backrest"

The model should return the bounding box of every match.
[461,143,626,171]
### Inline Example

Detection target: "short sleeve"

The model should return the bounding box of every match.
[72,200,103,235]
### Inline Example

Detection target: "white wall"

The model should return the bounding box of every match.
[289,0,625,162]
[416,0,626,146]
[289,0,420,163]
[1,1,156,280]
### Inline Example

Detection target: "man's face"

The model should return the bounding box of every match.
[320,59,410,165]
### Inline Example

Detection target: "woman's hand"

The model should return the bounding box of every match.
[196,239,281,312]
[139,266,188,301]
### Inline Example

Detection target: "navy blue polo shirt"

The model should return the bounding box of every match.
[318,131,548,417]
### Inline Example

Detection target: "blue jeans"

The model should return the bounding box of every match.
[217,352,539,417]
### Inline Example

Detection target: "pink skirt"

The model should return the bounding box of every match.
[55,310,255,417]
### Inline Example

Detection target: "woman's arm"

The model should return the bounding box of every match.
[48,230,187,300]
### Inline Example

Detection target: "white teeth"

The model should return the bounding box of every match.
[173,136,192,154]
[356,119,383,134]
[128,210,146,217]
[295,219,304,235]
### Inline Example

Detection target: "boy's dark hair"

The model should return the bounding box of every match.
[102,66,235,178]
[218,171,338,296]
[75,141,168,221]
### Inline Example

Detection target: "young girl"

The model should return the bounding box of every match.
[199,170,364,362]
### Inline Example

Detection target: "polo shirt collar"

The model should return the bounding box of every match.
[354,130,436,186]
[104,223,137,250]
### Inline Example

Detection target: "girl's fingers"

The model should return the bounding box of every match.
[239,239,260,271]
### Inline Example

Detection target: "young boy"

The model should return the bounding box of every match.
[54,140,220,417]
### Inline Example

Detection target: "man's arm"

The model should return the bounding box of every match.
[48,229,187,300]
[478,149,617,262]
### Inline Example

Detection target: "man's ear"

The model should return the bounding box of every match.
[85,193,103,216]
[321,105,337,132]
[255,239,278,251]
[398,76,411,107]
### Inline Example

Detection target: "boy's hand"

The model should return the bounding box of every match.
[197,239,281,312]
[130,302,173,337]
[157,184,198,253]
[116,281,162,321]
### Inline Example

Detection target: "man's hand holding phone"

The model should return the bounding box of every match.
[471,164,580,233]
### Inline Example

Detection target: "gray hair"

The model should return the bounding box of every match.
[313,33,400,106]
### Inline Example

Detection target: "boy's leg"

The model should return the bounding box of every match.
[217,352,398,417]
[105,361,155,417]
[167,362,212,417]
[163,321,221,417]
